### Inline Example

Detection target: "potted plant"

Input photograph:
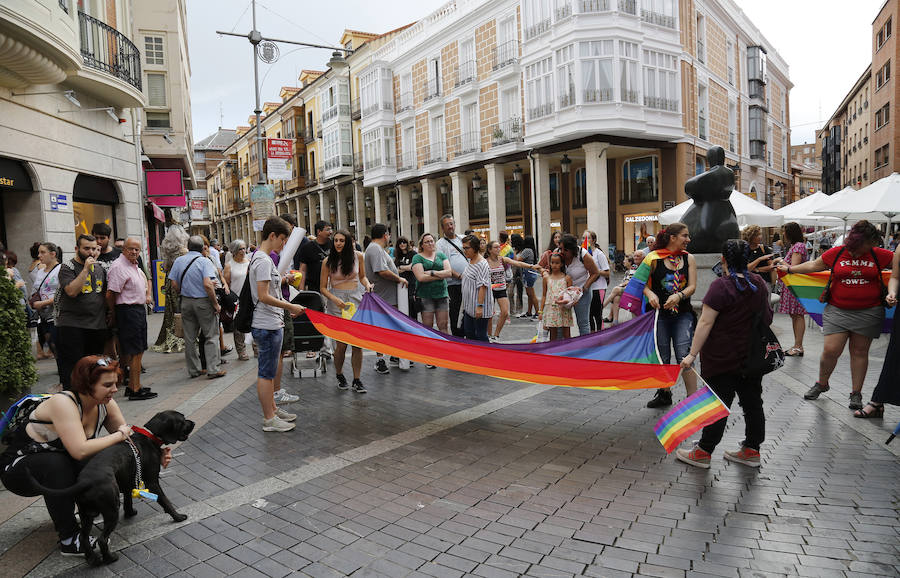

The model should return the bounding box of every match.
[0,274,36,396]
[492,126,505,145]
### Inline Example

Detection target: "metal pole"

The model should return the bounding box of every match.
[250,0,265,185]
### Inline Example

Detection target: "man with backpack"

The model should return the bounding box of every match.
[169,236,225,380]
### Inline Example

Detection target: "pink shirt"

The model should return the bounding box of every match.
[107,254,147,305]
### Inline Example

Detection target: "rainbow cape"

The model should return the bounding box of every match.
[779,271,895,332]
[499,242,514,258]
[303,294,680,390]
[655,379,730,453]
[619,250,684,314]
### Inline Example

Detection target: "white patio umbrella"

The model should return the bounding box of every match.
[814,174,900,229]
[775,191,844,226]
[658,190,784,228]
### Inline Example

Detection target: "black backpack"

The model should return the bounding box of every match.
[233,254,261,334]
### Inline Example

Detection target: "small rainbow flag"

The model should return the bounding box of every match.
[619,249,684,314]
[779,271,894,332]
[654,380,730,453]
[581,237,593,255]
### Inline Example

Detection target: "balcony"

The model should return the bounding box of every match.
[525,18,551,40]
[529,102,554,120]
[620,88,639,104]
[492,40,519,71]
[362,100,393,117]
[351,98,361,120]
[583,88,613,103]
[396,91,414,113]
[619,0,636,15]
[644,96,678,111]
[447,132,480,158]
[71,11,144,107]
[397,151,416,172]
[423,143,446,165]
[424,78,441,102]
[556,2,573,20]
[303,125,316,143]
[641,9,675,28]
[322,104,350,123]
[579,0,611,12]
[491,116,523,147]
[453,60,477,88]
[559,89,576,109]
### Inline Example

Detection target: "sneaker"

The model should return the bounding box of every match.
[804,382,829,400]
[388,356,400,367]
[336,374,349,390]
[675,443,711,469]
[426,364,436,369]
[488,335,499,343]
[723,446,761,467]
[352,379,367,394]
[262,416,295,432]
[646,389,673,408]
[515,312,530,319]
[848,391,863,410]
[374,358,389,374]
[273,389,299,404]
[275,408,297,422]
[125,387,158,401]
[59,533,97,556]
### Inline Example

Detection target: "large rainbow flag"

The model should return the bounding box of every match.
[619,250,685,314]
[779,271,894,331]
[655,380,730,453]
[303,294,680,390]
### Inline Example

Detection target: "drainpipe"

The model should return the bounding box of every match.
[526,148,539,253]
[131,109,149,264]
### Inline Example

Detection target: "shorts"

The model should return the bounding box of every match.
[281,309,294,352]
[822,304,884,339]
[115,304,148,356]
[419,296,449,312]
[251,327,283,380]
[523,269,538,288]
[492,289,507,301]
[325,287,363,316]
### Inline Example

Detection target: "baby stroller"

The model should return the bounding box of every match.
[291,291,327,378]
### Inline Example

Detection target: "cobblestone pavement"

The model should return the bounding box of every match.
[2,297,899,577]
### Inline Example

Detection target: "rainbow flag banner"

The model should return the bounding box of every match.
[655,380,730,453]
[304,305,681,391]
[779,271,894,332]
[619,250,684,314]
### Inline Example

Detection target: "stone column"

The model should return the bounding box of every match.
[532,154,552,253]
[319,189,331,224]
[308,193,320,228]
[334,186,346,231]
[449,171,470,235]
[486,163,506,241]
[583,142,610,253]
[373,185,385,224]
[353,181,367,240]
[420,178,439,238]
[398,184,413,241]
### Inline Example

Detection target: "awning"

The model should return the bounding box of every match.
[0,156,34,192]
[148,202,165,223]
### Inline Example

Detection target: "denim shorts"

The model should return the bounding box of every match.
[523,269,538,288]
[419,296,449,312]
[251,327,283,380]
[656,310,695,365]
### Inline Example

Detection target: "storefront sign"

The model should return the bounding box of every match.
[49,193,68,211]
[624,215,659,223]
[251,184,275,231]
[152,260,166,313]
[267,138,293,181]
[149,202,166,223]
[146,169,185,207]
[0,157,33,191]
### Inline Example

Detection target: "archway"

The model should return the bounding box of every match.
[0,155,38,252]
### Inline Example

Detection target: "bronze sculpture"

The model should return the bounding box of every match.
[681,145,740,253]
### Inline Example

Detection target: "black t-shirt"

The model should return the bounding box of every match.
[56,259,108,329]
[395,250,417,293]
[701,273,771,377]
[299,239,331,293]
[96,247,121,272]
[748,245,772,272]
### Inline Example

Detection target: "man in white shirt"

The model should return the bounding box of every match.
[435,214,468,337]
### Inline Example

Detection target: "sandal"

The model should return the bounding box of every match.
[853,403,884,419]
[785,347,804,357]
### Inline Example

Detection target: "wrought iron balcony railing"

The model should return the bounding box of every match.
[453,60,477,88]
[78,11,142,91]
[492,40,519,71]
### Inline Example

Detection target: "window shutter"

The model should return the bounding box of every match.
[147,74,167,107]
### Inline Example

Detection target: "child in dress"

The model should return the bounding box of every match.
[539,253,573,340]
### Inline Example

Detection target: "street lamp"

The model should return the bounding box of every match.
[513,164,523,182]
[560,154,572,174]
[472,172,483,189]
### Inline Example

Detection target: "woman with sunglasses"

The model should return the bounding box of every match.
[394,236,418,320]
[0,356,171,556]
[461,235,493,341]
[224,240,251,360]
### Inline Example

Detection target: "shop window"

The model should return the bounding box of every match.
[505,181,522,215]
[573,168,587,208]
[621,156,659,204]
[471,185,489,219]
[549,173,560,211]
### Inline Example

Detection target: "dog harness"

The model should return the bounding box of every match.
[123,427,164,502]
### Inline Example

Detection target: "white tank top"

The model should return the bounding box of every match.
[230,259,250,292]
[567,248,590,287]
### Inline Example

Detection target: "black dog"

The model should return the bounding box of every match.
[31,410,194,566]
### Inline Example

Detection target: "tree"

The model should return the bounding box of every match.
[0,275,37,394]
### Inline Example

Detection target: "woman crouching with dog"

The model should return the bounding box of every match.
[0,356,168,555]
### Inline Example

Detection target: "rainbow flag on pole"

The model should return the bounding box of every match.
[654,379,730,453]
[619,250,684,314]
[779,271,894,332]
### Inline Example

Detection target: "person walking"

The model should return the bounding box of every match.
[644,223,698,408]
[249,216,305,433]
[411,233,451,337]
[151,225,188,354]
[583,230,611,332]
[436,214,468,337]
[106,238,155,400]
[777,222,809,357]
[676,239,772,469]
[223,239,250,360]
[460,234,492,341]
[559,234,600,336]
[485,240,541,342]
[539,252,574,341]
[169,236,225,380]
[776,220,893,410]
[858,243,900,418]
[321,230,373,393]
[30,242,61,363]
[515,235,541,319]
[365,223,408,373]
[394,236,418,320]
[55,235,109,390]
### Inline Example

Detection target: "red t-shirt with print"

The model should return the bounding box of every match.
[821,246,893,310]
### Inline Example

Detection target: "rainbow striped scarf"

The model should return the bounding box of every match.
[655,379,730,453]
[619,250,686,314]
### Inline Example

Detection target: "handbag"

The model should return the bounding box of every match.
[741,308,784,377]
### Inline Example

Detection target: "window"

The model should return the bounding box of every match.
[526,57,553,119]
[580,41,614,103]
[726,40,735,86]
[573,168,587,208]
[875,144,890,168]
[505,181,522,215]
[619,41,639,103]
[747,45,767,99]
[697,83,708,140]
[362,127,395,169]
[695,155,705,175]
[556,44,575,109]
[728,99,737,152]
[430,115,445,160]
[549,173,560,211]
[878,17,892,50]
[144,36,164,65]
[876,60,891,90]
[696,13,706,64]
[426,56,441,99]
[471,185,488,219]
[145,112,170,128]
[749,105,766,159]
[147,73,167,107]
[462,102,479,153]
[642,50,678,111]
[876,103,890,130]
[621,156,659,203]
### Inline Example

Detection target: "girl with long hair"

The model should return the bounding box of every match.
[539,252,573,341]
[223,239,251,360]
[485,240,542,342]
[515,235,541,318]
[538,230,562,269]
[583,230,611,331]
[776,222,808,356]
[321,230,373,393]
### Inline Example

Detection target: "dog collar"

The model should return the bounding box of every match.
[132,425,165,447]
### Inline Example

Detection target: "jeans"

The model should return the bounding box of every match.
[56,326,107,389]
[462,312,489,341]
[182,297,222,376]
[572,289,592,336]
[656,310,694,364]
[447,284,464,337]
[1,451,82,540]
[589,289,606,332]
[698,372,765,453]
[251,327,283,380]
